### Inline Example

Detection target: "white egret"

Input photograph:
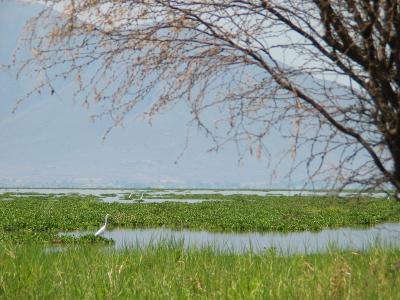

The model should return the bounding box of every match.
[135,193,145,203]
[94,214,109,236]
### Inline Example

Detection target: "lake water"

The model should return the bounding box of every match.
[100,198,215,204]
[0,187,388,200]
[59,222,400,255]
[0,188,217,204]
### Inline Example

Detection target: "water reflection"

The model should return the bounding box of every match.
[59,223,400,255]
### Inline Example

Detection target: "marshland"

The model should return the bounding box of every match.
[1,189,400,299]
[3,1,400,298]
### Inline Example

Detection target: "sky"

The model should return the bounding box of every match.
[0,0,311,189]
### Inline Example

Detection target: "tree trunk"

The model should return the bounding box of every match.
[389,130,400,198]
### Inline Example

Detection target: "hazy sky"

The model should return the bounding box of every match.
[0,1,310,188]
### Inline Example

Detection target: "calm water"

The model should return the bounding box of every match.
[100,198,216,204]
[59,223,400,254]
[0,188,387,199]
[0,188,219,203]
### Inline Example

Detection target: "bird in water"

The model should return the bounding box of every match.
[95,214,109,237]
[128,192,144,200]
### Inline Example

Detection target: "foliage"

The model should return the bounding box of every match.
[1,193,400,298]
[99,193,117,197]
[14,0,400,193]
[1,243,400,299]
[1,193,400,243]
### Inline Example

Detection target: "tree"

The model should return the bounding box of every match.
[14,0,400,194]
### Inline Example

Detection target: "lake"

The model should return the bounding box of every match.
[60,222,400,255]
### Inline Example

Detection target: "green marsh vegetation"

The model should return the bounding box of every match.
[1,242,400,299]
[1,192,400,298]
[99,193,118,197]
[1,192,400,243]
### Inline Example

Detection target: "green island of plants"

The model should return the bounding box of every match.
[1,193,400,243]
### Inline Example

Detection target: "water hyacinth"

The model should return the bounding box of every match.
[1,193,400,244]
[1,192,400,298]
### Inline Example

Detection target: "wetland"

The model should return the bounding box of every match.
[1,189,400,299]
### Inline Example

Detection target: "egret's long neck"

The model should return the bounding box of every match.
[104,216,108,225]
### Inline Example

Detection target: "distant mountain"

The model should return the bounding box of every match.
[0,1,313,189]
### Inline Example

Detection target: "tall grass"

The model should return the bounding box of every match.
[1,194,400,298]
[0,242,400,299]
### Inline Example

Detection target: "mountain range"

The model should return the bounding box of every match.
[0,0,313,189]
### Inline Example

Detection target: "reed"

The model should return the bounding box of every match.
[0,242,399,299]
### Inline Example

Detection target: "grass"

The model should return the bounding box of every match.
[1,242,400,299]
[1,193,400,244]
[1,193,400,298]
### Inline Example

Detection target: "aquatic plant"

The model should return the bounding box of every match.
[1,193,400,244]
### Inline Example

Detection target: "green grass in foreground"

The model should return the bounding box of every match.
[1,194,400,244]
[1,243,400,299]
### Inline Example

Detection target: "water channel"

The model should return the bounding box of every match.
[60,222,400,255]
